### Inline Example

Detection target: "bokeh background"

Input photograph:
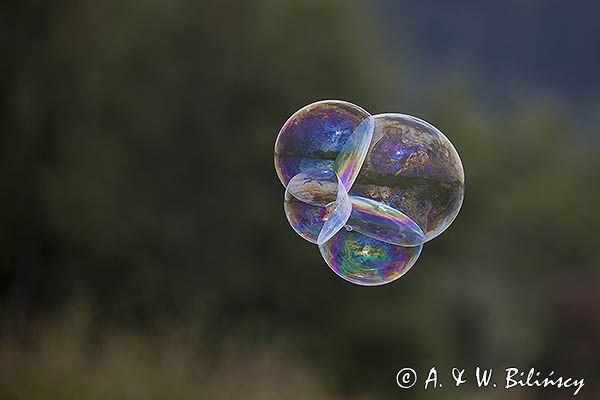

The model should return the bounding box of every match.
[2,1,599,399]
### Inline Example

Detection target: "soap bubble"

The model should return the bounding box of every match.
[346,196,424,247]
[319,226,422,286]
[275,101,464,286]
[349,114,464,241]
[284,168,351,244]
[275,100,372,190]
[318,195,423,286]
[333,116,373,191]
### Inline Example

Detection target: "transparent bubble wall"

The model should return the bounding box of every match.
[275,100,464,286]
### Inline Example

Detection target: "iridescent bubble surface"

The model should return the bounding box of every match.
[346,196,424,247]
[349,114,464,241]
[275,101,464,286]
[319,227,422,286]
[284,168,351,244]
[275,100,372,189]
[333,116,374,191]
[317,186,352,246]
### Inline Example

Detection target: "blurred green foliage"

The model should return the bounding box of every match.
[1,1,599,399]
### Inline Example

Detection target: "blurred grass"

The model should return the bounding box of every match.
[0,306,366,400]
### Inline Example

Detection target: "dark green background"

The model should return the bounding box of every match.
[1,1,599,398]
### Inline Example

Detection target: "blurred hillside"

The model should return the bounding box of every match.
[1,1,599,399]
[375,0,600,111]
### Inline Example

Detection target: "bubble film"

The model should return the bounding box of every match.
[275,101,464,286]
[284,168,351,244]
[346,196,424,247]
[350,114,464,241]
[319,227,422,286]
[275,100,371,189]
[333,116,374,191]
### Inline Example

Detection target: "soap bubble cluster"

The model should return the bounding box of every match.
[275,100,464,286]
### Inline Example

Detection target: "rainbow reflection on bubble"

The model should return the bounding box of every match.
[319,227,422,286]
[350,113,464,241]
[284,168,351,244]
[274,100,371,189]
[275,100,464,286]
[346,196,424,247]
[333,116,373,191]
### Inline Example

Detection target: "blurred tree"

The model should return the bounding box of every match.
[1,0,388,329]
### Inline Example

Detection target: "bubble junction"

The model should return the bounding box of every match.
[275,100,464,286]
